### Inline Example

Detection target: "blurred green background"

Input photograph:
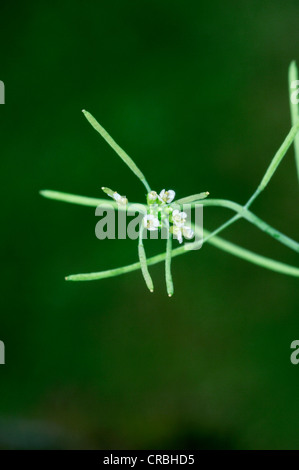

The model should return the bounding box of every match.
[1,0,299,450]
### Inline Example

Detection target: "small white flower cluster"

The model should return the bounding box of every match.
[143,189,194,244]
[171,210,194,244]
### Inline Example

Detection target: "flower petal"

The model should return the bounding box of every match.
[183,226,194,239]
[166,190,175,203]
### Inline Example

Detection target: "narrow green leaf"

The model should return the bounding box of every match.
[175,192,209,205]
[82,110,151,192]
[246,118,299,208]
[138,228,154,292]
[39,190,127,210]
[259,118,299,190]
[165,231,174,297]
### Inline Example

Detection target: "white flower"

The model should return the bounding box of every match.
[172,225,183,244]
[172,209,187,227]
[113,192,128,205]
[147,191,158,203]
[143,214,160,231]
[101,187,128,205]
[182,226,194,240]
[159,189,175,204]
[172,225,194,243]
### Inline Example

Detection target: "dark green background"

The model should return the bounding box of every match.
[1,0,299,449]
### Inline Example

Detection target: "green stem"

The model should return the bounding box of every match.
[82,110,151,193]
[288,61,299,182]
[198,213,241,245]
[245,118,299,207]
[186,198,299,253]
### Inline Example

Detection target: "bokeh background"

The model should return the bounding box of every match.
[1,0,299,450]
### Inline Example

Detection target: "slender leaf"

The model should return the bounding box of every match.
[82,110,151,192]
[246,118,299,207]
[165,230,174,297]
[138,227,154,292]
[175,192,209,204]
[40,190,127,210]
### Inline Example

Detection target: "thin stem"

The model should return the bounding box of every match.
[245,119,299,208]
[257,119,299,190]
[242,210,299,252]
[184,198,299,252]
[244,188,261,209]
[65,226,299,281]
[138,227,154,292]
[82,110,151,193]
[165,226,174,297]
[288,60,299,182]
[205,230,299,277]
[191,198,299,252]
[184,214,242,252]
[201,213,242,244]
